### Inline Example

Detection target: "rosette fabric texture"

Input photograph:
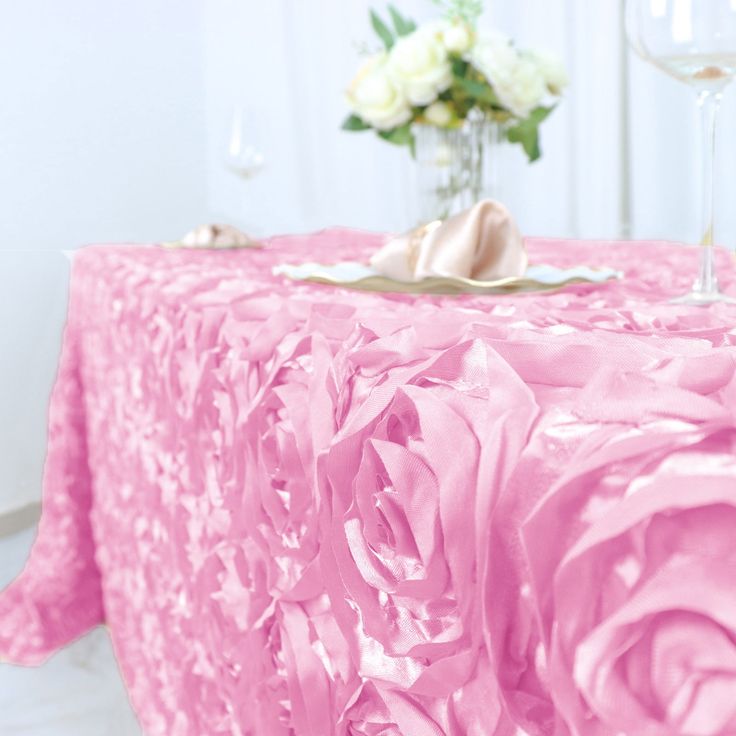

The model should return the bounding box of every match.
[1,229,736,735]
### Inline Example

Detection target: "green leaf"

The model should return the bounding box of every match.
[451,58,469,78]
[429,0,483,25]
[529,105,555,125]
[507,125,541,162]
[370,9,395,50]
[455,76,499,106]
[378,123,416,156]
[342,114,372,132]
[506,106,555,162]
[388,5,417,36]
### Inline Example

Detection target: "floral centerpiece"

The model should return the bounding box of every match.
[342,0,568,221]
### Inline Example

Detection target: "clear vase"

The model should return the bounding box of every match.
[412,113,500,225]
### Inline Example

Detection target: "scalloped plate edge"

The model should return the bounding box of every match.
[279,268,622,296]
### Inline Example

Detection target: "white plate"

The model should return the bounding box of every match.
[273,261,622,295]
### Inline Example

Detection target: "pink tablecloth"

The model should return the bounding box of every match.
[2,229,736,736]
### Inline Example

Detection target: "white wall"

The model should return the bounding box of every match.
[202,0,582,237]
[0,0,208,512]
[0,0,208,249]
[203,0,736,246]
[0,252,69,514]
[203,0,420,236]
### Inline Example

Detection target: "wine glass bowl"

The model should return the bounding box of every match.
[626,0,736,304]
[225,106,266,180]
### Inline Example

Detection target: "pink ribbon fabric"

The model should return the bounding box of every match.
[1,229,735,736]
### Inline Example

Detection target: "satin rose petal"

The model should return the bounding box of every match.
[320,335,539,717]
[523,424,736,736]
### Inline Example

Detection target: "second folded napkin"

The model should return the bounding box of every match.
[371,200,527,283]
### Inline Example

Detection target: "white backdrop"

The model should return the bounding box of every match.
[2,0,736,512]
[205,0,627,238]
[204,0,736,245]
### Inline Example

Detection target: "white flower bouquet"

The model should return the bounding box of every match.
[343,0,567,162]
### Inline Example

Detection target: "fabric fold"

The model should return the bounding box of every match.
[371,200,527,282]
[0,293,104,666]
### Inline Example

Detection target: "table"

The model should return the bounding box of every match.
[1,229,736,736]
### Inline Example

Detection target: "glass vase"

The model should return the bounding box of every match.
[412,113,501,225]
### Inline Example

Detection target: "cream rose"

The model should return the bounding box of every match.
[346,54,412,131]
[470,35,547,118]
[387,27,453,106]
[530,49,569,95]
[424,100,454,127]
[441,20,474,54]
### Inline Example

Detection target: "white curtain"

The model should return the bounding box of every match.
[205,0,736,248]
[205,0,612,236]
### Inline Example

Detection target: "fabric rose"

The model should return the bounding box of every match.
[171,536,277,734]
[186,307,355,733]
[230,595,358,736]
[338,653,515,736]
[319,332,538,704]
[242,332,336,601]
[388,26,453,106]
[339,682,445,736]
[523,422,736,736]
[217,299,352,603]
[279,595,360,736]
[479,347,735,736]
[469,35,546,118]
[347,54,412,131]
[234,603,293,735]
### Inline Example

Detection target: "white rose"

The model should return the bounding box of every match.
[388,27,453,106]
[346,54,413,131]
[424,101,454,127]
[469,35,547,118]
[442,21,474,54]
[530,50,569,95]
[467,32,516,69]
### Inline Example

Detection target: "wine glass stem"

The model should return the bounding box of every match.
[697,89,722,295]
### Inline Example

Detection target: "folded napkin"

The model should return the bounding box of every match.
[171,224,260,249]
[370,200,527,283]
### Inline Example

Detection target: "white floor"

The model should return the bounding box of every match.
[0,527,143,735]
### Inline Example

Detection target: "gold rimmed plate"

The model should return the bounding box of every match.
[273,262,622,296]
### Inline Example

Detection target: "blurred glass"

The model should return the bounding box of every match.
[626,0,736,304]
[224,105,266,180]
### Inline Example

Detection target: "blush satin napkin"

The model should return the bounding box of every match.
[168,223,261,249]
[370,199,527,282]
[1,229,736,736]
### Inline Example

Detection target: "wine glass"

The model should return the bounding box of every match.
[224,105,266,180]
[626,0,736,305]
